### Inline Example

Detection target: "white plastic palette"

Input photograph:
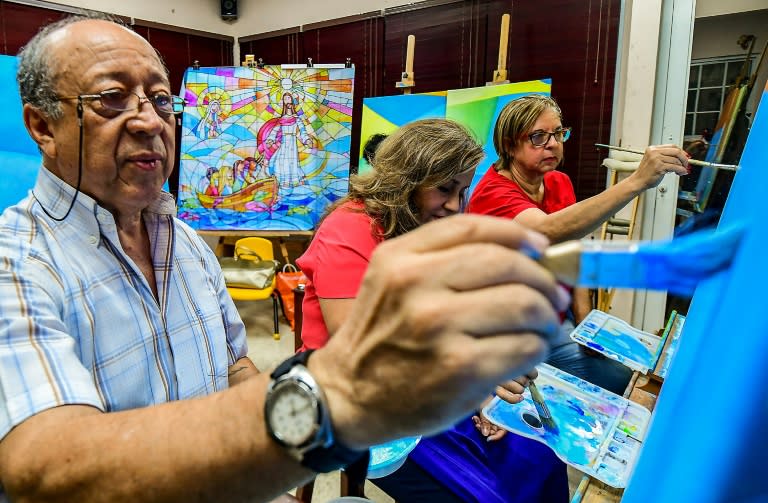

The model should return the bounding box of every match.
[570,309,664,373]
[482,363,651,488]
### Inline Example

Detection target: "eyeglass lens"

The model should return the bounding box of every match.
[530,129,570,146]
[99,90,184,115]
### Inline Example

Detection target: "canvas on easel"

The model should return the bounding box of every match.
[358,78,552,191]
[621,83,768,503]
[0,55,41,212]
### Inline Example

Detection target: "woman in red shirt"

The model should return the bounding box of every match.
[297,118,568,503]
[468,94,689,394]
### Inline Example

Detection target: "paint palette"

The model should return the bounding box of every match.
[482,363,651,488]
[570,309,664,373]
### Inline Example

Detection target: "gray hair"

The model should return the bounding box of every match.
[16,13,162,120]
[493,94,563,171]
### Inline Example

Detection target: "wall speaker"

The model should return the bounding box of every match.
[221,0,238,20]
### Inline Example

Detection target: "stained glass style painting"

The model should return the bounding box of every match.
[483,363,650,488]
[358,79,552,190]
[177,66,355,230]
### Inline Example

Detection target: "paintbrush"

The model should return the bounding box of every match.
[595,143,739,172]
[528,380,558,433]
[538,225,743,296]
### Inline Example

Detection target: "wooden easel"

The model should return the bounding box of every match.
[395,34,416,93]
[488,13,511,85]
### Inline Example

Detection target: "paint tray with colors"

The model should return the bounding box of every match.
[482,363,651,488]
[569,309,664,373]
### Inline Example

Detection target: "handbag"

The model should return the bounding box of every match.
[219,245,279,289]
[275,263,307,330]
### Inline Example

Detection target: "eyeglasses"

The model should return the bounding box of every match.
[527,127,571,147]
[56,89,186,116]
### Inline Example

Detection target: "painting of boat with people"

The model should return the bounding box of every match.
[195,156,279,212]
[177,64,355,231]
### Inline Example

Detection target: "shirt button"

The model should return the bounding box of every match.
[89,236,98,245]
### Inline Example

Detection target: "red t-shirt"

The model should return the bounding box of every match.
[467,166,576,218]
[295,201,383,350]
[468,166,577,322]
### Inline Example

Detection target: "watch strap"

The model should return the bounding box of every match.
[269,348,312,379]
[302,435,370,474]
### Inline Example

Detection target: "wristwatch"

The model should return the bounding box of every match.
[264,350,369,473]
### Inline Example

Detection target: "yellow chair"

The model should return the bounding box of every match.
[226,237,281,340]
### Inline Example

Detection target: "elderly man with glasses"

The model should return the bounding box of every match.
[0,14,570,503]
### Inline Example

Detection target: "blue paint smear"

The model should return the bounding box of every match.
[623,90,768,503]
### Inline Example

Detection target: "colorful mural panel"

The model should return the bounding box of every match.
[177,66,355,230]
[358,79,552,190]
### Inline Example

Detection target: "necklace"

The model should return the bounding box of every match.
[500,167,543,202]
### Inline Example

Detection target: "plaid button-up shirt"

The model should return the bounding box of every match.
[0,167,247,439]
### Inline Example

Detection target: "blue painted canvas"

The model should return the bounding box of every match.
[0,55,41,212]
[622,85,768,502]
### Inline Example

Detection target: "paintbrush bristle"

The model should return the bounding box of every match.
[538,225,743,296]
[539,240,583,286]
[528,381,558,433]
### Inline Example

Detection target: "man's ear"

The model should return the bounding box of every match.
[23,103,57,159]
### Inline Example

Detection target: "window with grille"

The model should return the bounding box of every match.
[685,55,755,138]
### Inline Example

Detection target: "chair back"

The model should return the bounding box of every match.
[234,236,275,262]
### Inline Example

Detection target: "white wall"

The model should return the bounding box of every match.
[695,0,767,18]
[692,10,768,60]
[49,0,236,35]
[52,0,414,37]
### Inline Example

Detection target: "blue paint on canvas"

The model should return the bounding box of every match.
[0,55,41,212]
[622,86,768,503]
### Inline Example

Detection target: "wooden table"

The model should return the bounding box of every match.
[197,230,314,264]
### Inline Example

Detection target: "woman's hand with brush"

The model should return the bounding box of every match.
[473,370,539,441]
[629,144,690,191]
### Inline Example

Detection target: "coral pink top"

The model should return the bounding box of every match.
[296,201,382,350]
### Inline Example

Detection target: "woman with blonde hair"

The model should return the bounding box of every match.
[297,118,568,502]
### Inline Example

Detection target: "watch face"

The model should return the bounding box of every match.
[268,381,319,446]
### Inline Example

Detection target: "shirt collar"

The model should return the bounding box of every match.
[33,166,177,231]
